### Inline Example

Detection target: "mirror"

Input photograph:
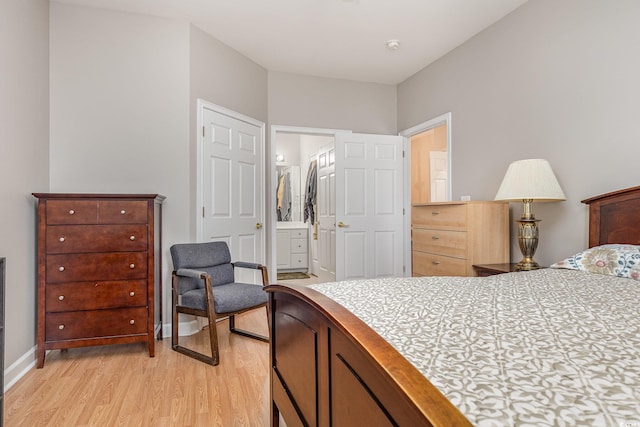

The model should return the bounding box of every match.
[276,165,302,222]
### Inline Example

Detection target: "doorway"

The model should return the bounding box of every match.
[400,112,453,272]
[269,126,405,283]
[269,127,336,282]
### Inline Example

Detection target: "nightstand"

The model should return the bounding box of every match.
[473,263,545,277]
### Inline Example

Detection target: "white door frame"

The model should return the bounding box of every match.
[399,112,452,276]
[196,99,266,243]
[268,125,350,281]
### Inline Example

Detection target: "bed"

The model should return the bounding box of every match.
[265,186,640,427]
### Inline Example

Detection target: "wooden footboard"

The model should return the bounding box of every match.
[266,283,472,427]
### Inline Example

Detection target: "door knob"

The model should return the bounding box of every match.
[337,221,349,228]
[256,222,263,229]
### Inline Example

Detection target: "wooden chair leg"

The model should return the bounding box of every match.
[171,273,220,365]
[207,304,220,366]
[229,312,269,342]
[171,274,179,349]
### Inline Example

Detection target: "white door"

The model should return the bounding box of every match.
[429,151,448,202]
[335,133,404,280]
[200,104,265,284]
[317,145,336,283]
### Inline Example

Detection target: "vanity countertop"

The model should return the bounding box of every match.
[277,221,307,230]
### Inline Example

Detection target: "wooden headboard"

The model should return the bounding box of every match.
[582,185,640,247]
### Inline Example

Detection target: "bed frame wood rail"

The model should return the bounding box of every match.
[266,283,472,427]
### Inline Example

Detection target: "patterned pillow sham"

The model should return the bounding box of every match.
[550,244,640,280]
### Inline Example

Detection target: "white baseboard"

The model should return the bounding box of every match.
[4,345,37,392]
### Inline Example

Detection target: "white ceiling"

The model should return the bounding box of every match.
[54,0,527,85]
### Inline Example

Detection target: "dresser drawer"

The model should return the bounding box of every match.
[98,201,148,224]
[46,252,148,283]
[291,253,308,268]
[46,280,147,312]
[412,229,467,259]
[46,225,148,254]
[412,252,466,276]
[289,229,307,239]
[291,238,308,254]
[45,307,148,341]
[47,200,98,225]
[412,204,467,229]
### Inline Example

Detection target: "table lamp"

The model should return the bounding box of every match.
[495,159,565,270]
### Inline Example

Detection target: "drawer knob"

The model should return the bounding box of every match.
[431,211,441,215]
[68,209,75,215]
[120,209,126,215]
[58,266,65,272]
[432,261,441,265]
[129,263,135,269]
[432,235,440,240]
[59,237,65,242]
[129,235,136,241]
[58,295,65,301]
[58,324,65,330]
[129,320,135,325]
[129,291,135,297]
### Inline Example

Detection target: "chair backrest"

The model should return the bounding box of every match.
[170,242,235,294]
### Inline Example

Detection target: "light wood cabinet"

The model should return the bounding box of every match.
[411,201,509,277]
[33,193,164,368]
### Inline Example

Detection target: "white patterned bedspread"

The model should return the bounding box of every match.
[310,269,640,427]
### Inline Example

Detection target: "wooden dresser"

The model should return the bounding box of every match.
[33,193,164,368]
[412,201,509,277]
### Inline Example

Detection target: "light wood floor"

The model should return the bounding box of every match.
[4,309,270,427]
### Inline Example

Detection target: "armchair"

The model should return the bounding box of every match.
[170,241,269,365]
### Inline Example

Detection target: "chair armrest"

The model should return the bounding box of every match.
[175,268,208,279]
[232,261,264,270]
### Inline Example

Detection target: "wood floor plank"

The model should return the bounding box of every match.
[5,310,270,426]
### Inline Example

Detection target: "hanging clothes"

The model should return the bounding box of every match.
[276,172,292,221]
[303,160,317,224]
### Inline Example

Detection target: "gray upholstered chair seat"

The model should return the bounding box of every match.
[181,283,268,314]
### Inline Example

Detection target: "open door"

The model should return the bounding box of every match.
[335,133,404,280]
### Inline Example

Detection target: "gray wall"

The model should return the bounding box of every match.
[268,71,397,134]
[189,25,268,239]
[49,4,271,347]
[0,0,50,379]
[49,2,191,339]
[398,0,640,266]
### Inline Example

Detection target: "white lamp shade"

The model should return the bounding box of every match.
[495,159,566,202]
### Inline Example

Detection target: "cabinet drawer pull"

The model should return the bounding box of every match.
[129,291,135,297]
[130,235,136,241]
[120,209,126,215]
[129,263,135,269]
[431,211,440,215]
[432,261,441,265]
[58,266,65,272]
[68,209,75,215]
[431,235,440,240]
[129,320,135,325]
[58,324,65,330]
[58,295,65,301]
[59,237,65,242]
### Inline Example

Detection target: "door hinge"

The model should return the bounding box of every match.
[202,126,205,137]
[402,150,405,158]
[403,208,405,215]
[202,206,205,217]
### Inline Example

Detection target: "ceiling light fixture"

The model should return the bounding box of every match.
[386,39,400,51]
